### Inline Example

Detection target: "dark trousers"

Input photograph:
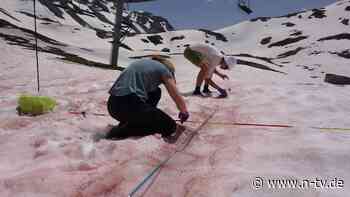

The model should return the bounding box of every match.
[106,88,177,139]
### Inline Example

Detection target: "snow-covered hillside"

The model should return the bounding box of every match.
[125,1,350,83]
[1,1,350,197]
[0,0,173,46]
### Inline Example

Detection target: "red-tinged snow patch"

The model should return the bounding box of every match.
[0,117,32,130]
[2,1,350,196]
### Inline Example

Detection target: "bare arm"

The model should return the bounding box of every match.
[162,76,188,113]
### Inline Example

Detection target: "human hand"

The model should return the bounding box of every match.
[221,74,229,80]
[178,111,189,123]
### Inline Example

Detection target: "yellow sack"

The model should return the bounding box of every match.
[17,94,56,116]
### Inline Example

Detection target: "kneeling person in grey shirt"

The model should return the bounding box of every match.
[106,56,189,143]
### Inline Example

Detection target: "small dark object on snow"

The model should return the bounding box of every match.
[161,48,170,52]
[324,73,350,85]
[147,35,163,45]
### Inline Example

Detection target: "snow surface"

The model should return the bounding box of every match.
[1,0,350,196]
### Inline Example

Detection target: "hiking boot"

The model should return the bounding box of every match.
[193,89,202,96]
[217,88,228,98]
[163,124,186,144]
[105,122,129,140]
[202,87,212,94]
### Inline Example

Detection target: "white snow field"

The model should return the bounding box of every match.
[1,0,350,196]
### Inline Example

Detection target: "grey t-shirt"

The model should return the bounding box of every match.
[109,59,173,101]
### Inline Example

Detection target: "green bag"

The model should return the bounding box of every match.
[17,94,56,116]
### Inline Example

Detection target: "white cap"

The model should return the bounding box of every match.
[223,56,237,69]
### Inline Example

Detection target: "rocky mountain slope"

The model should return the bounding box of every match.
[0,0,173,39]
[1,0,349,80]
[124,0,350,83]
[1,1,350,197]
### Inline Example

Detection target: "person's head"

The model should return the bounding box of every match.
[151,55,175,78]
[220,56,237,70]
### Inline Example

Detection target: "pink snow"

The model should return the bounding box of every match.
[1,40,350,197]
[1,1,350,196]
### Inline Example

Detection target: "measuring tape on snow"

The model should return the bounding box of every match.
[128,110,217,197]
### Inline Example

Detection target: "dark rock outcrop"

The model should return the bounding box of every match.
[282,22,295,27]
[277,47,305,58]
[268,36,308,48]
[330,50,350,59]
[170,35,185,41]
[290,30,303,36]
[237,59,287,74]
[232,53,284,67]
[21,0,174,37]
[308,8,327,19]
[250,10,306,22]
[325,73,350,85]
[161,48,170,52]
[251,17,271,22]
[318,33,350,41]
[341,18,349,25]
[198,29,228,42]
[141,38,149,43]
[0,19,123,70]
[147,35,163,45]
[127,11,174,34]
[260,37,272,45]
